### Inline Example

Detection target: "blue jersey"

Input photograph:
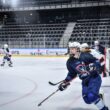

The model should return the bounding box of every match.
[65,52,103,105]
[65,52,101,82]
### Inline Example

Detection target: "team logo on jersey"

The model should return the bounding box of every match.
[76,64,89,74]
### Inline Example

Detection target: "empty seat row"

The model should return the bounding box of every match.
[70,19,110,47]
[0,23,67,48]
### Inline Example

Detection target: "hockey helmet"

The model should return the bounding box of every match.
[4,44,8,48]
[69,42,80,48]
[94,40,99,45]
[80,43,89,48]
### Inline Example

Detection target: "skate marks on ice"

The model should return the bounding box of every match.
[101,85,110,88]
[0,74,38,107]
[57,107,96,110]
[37,107,95,110]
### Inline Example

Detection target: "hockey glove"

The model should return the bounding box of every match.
[58,81,70,91]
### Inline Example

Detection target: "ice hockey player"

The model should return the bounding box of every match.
[58,42,109,110]
[92,40,107,77]
[80,43,105,74]
[1,44,13,67]
[92,40,106,55]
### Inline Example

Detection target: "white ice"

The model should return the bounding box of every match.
[0,57,110,110]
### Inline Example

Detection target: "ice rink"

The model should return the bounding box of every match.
[0,57,110,110]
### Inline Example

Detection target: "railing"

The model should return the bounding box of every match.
[0,0,110,11]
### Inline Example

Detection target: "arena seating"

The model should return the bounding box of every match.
[0,18,110,48]
[70,19,110,47]
[0,0,110,48]
[0,23,67,48]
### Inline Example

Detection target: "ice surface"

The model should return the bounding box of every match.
[0,57,110,110]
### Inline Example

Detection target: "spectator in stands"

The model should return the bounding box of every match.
[92,40,107,77]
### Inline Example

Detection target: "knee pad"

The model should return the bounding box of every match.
[83,93,98,104]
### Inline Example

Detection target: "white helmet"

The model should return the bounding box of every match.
[94,40,99,45]
[69,42,80,48]
[4,44,8,48]
[80,43,89,49]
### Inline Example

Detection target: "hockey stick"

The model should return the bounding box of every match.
[48,80,64,86]
[38,89,59,107]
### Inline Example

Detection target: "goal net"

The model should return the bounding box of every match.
[105,48,110,76]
